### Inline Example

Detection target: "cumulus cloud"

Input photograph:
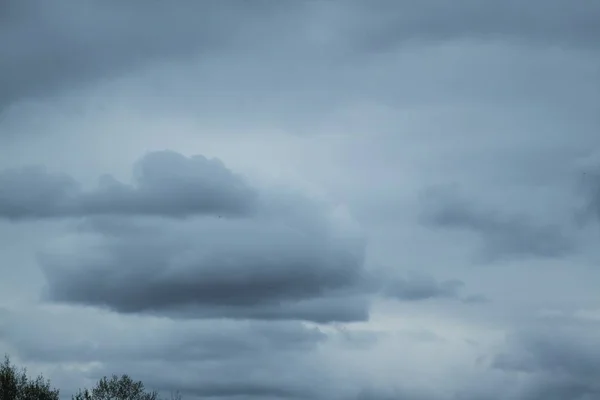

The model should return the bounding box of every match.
[37,221,370,322]
[419,186,575,260]
[2,150,480,327]
[0,151,257,220]
[5,150,372,323]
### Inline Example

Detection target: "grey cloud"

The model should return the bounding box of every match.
[493,325,600,400]
[382,271,486,303]
[84,356,333,400]
[354,387,436,400]
[0,0,297,112]
[0,307,326,365]
[30,151,372,323]
[0,305,342,400]
[519,382,600,400]
[0,166,79,219]
[0,150,257,220]
[149,295,371,324]
[462,294,489,304]
[170,383,309,400]
[397,329,443,344]
[4,0,600,116]
[494,328,600,379]
[2,2,599,398]
[580,170,600,226]
[38,216,371,323]
[350,0,600,54]
[419,186,575,260]
[330,326,384,349]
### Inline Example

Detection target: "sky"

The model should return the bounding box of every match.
[1,1,600,399]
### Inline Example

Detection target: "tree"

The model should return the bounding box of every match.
[72,374,160,400]
[0,355,60,400]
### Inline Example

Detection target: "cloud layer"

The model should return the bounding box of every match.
[5,151,368,323]
[493,320,600,400]
[3,0,599,115]
[2,1,600,399]
[419,185,576,260]
[0,306,333,400]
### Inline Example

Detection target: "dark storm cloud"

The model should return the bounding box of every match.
[0,150,257,220]
[493,325,600,400]
[22,150,372,322]
[419,186,575,260]
[382,271,486,303]
[38,215,371,322]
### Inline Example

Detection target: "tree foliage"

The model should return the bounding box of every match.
[0,355,60,400]
[72,374,159,400]
[1,355,177,400]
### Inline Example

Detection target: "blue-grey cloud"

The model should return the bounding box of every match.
[493,324,600,400]
[382,271,487,304]
[351,0,600,54]
[3,0,599,115]
[0,150,257,220]
[419,186,575,260]
[0,0,296,113]
[21,151,373,323]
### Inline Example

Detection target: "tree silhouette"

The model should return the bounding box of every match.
[0,355,60,400]
[72,374,160,400]
[1,355,179,400]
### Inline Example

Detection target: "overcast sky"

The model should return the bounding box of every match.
[1,1,600,399]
